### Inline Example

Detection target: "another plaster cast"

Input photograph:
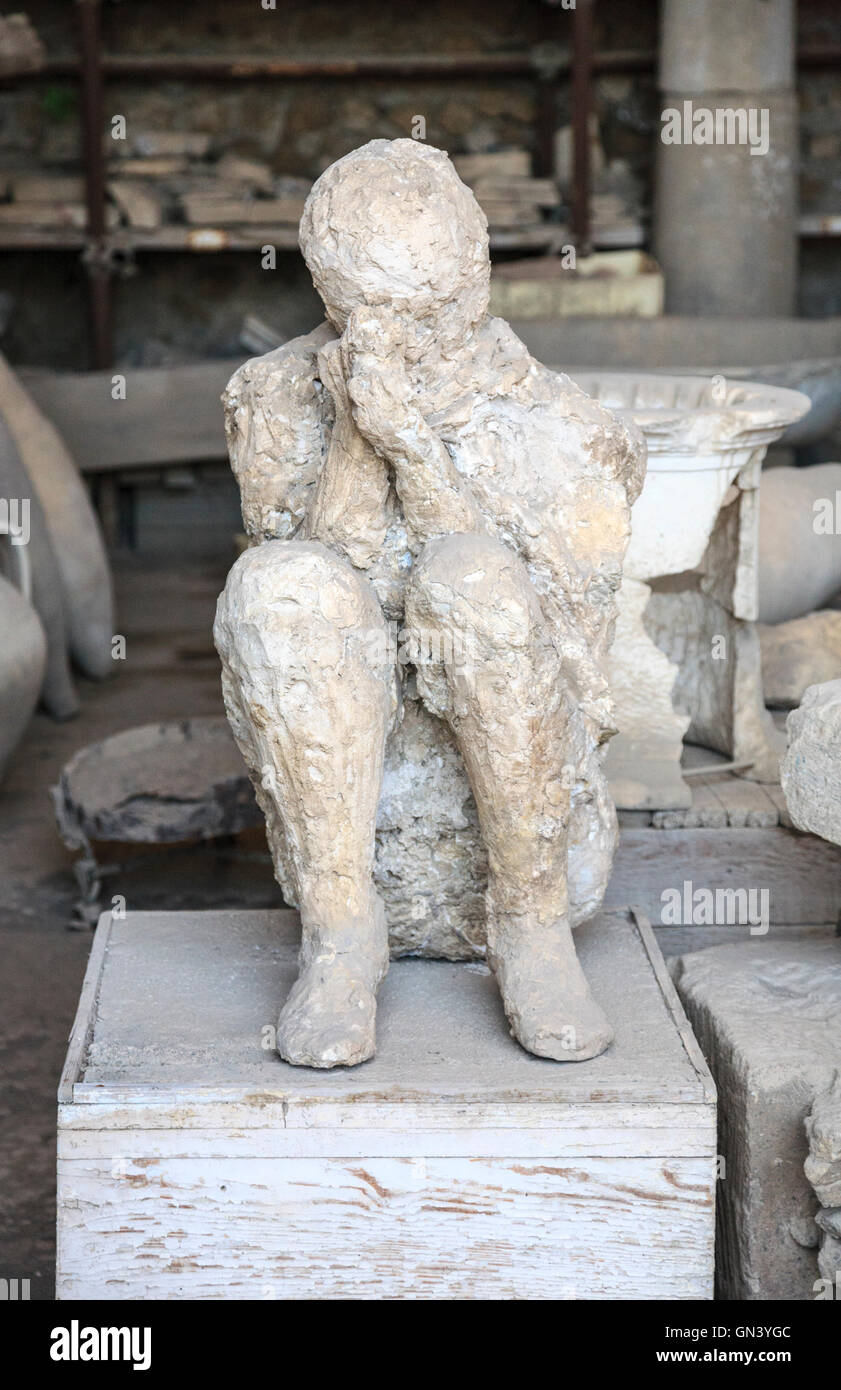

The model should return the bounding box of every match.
[215,139,645,1068]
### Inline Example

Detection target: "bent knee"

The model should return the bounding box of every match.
[216,539,384,646]
[408,532,543,643]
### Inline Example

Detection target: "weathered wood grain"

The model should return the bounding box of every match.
[57,1154,714,1301]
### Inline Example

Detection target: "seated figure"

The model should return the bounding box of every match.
[214,139,646,1068]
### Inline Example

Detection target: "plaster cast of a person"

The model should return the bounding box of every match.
[215,139,645,1068]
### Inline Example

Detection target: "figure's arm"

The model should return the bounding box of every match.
[463,358,646,739]
[301,339,391,569]
[223,324,392,568]
[223,326,332,543]
[341,307,485,545]
[482,487,617,737]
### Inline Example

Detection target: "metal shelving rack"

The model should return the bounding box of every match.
[5,0,620,370]
[1,0,839,373]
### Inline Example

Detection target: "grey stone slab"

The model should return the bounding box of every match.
[82,909,708,1105]
[675,937,841,1299]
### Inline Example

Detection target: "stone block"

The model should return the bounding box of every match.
[675,937,841,1299]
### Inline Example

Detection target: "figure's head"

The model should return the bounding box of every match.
[299,139,490,362]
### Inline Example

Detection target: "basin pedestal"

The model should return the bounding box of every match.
[568,373,810,809]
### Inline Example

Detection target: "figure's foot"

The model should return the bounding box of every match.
[277,961,378,1068]
[277,899,388,1068]
[489,916,614,1062]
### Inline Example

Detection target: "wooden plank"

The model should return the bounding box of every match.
[18,359,241,471]
[608,826,841,925]
[714,776,779,828]
[105,156,187,178]
[651,773,783,830]
[472,176,560,206]
[128,225,301,251]
[182,193,306,225]
[454,150,531,181]
[632,909,716,1103]
[56,1153,714,1300]
[9,174,84,201]
[0,202,119,228]
[60,1085,708,1130]
[59,1106,716,1158]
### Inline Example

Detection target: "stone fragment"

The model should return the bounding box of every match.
[805,1075,841,1286]
[109,180,162,231]
[0,354,114,683]
[0,13,44,77]
[759,464,841,624]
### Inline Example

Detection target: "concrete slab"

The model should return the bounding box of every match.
[82,909,706,1103]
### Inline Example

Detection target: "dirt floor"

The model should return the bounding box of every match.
[0,554,281,1299]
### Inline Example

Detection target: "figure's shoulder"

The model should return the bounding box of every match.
[481,317,646,503]
[481,315,610,416]
[223,321,336,415]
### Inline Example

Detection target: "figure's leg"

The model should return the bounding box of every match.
[405,533,613,1061]
[214,540,397,1067]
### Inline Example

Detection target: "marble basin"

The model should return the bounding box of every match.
[513,315,841,448]
[562,370,810,810]
[567,372,811,578]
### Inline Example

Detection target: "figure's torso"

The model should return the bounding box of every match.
[223,316,640,650]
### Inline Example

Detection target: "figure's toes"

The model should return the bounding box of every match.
[512,993,614,1062]
[492,926,614,1063]
[276,971,377,1069]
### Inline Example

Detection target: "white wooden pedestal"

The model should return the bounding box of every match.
[57,909,716,1300]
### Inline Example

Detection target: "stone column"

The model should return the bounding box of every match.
[654,0,798,316]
